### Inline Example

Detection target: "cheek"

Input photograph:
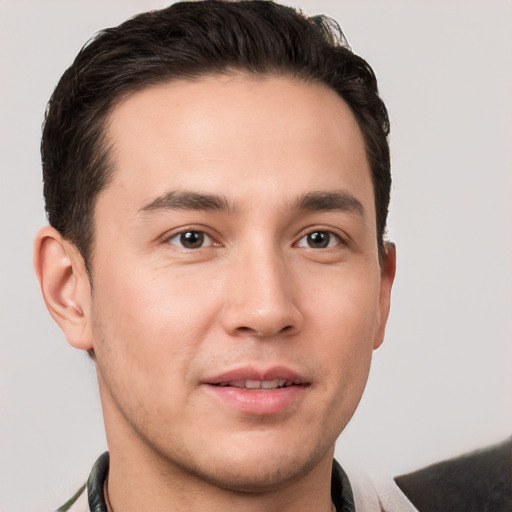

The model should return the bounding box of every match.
[308,266,380,342]
[89,261,221,384]
[316,298,376,431]
[308,270,380,399]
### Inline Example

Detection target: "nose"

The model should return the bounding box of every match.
[220,245,303,339]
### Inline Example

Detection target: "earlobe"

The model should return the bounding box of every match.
[34,226,93,350]
[373,242,396,350]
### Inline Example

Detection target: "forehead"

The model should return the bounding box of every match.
[102,74,374,217]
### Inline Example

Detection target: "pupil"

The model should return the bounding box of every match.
[181,231,204,248]
[308,231,329,248]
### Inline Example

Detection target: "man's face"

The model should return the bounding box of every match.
[83,75,394,490]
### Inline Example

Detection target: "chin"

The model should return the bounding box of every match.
[199,458,315,493]
[179,438,331,494]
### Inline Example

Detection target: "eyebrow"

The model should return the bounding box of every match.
[139,191,234,214]
[293,191,365,217]
[138,189,364,218]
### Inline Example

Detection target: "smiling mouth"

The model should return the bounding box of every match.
[204,369,309,414]
[214,379,304,389]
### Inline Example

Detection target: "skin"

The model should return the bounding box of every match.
[35,74,395,512]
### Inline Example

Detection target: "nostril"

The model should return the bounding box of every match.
[234,324,294,337]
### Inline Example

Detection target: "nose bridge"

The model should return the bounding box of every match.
[222,236,301,337]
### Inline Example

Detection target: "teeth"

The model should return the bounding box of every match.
[261,379,279,389]
[217,380,295,389]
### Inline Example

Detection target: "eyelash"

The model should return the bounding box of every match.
[165,229,220,250]
[294,229,343,249]
[164,227,345,251]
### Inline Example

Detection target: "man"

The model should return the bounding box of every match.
[34,1,402,510]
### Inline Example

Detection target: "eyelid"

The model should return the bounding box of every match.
[294,226,348,248]
[163,225,222,248]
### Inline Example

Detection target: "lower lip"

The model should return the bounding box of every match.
[204,384,308,415]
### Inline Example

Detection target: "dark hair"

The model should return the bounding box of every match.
[41,0,390,270]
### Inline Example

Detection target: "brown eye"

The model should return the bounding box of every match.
[297,231,341,249]
[307,231,329,248]
[168,230,211,249]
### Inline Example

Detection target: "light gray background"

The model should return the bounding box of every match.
[1,1,511,511]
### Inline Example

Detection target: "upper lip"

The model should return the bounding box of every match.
[202,365,309,386]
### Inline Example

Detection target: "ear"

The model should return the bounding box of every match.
[34,226,93,350]
[373,242,396,350]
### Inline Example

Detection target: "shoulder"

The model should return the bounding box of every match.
[395,437,512,512]
[337,460,418,512]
